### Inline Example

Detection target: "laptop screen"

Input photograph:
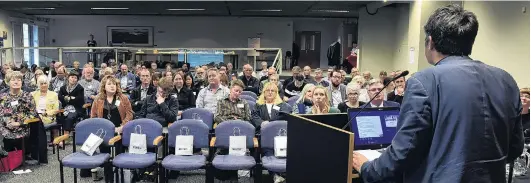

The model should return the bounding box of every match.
[348,107,400,149]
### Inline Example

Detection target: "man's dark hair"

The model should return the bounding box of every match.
[424,4,478,56]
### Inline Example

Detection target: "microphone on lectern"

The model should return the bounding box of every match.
[341,70,409,130]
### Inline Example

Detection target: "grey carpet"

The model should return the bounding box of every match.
[0,144,272,183]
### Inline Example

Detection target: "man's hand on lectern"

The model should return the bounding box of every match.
[352,152,368,172]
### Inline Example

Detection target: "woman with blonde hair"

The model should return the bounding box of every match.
[251,82,292,130]
[90,75,134,133]
[308,86,340,114]
[292,83,315,114]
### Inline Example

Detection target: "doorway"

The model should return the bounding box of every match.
[295,31,321,69]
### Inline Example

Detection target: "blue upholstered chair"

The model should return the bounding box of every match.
[53,118,120,183]
[210,120,261,182]
[241,91,258,100]
[287,96,300,107]
[260,120,288,173]
[112,118,164,183]
[240,95,256,102]
[161,119,211,183]
[181,108,214,130]
[247,101,256,113]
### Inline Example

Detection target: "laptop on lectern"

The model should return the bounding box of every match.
[348,107,400,150]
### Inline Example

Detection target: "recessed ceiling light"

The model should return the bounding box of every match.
[243,9,282,12]
[91,8,129,10]
[23,8,56,10]
[312,9,350,13]
[166,8,206,11]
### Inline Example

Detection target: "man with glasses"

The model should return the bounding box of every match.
[360,79,400,108]
[327,69,347,108]
[49,64,67,93]
[239,64,260,95]
[194,67,207,90]
[78,66,100,103]
[196,68,230,114]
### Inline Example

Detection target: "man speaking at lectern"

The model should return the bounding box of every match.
[352,4,524,183]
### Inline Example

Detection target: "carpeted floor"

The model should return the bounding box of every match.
[0,144,271,183]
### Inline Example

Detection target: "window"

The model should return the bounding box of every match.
[23,23,30,64]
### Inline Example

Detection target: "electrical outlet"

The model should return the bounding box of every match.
[523,6,527,13]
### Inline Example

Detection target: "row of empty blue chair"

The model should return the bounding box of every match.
[54,118,287,183]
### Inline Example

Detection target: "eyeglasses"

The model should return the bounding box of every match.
[521,94,530,99]
[369,88,383,92]
[347,93,359,96]
[264,89,277,93]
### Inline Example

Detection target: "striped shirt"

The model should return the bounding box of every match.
[195,85,230,114]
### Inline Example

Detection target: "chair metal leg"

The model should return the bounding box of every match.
[73,168,78,183]
[205,165,215,183]
[59,163,65,183]
[114,167,119,183]
[120,168,125,183]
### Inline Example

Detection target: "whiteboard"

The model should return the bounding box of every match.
[247,37,260,56]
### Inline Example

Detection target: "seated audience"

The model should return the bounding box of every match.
[337,84,366,112]
[0,71,38,152]
[115,64,137,93]
[313,68,330,87]
[219,73,229,87]
[91,75,133,133]
[193,67,207,90]
[27,69,44,91]
[152,72,161,88]
[303,66,315,84]
[251,82,292,130]
[350,75,370,102]
[362,71,372,81]
[361,79,400,108]
[78,66,100,103]
[283,67,306,101]
[130,69,156,113]
[258,61,268,79]
[171,73,196,115]
[184,73,197,96]
[49,65,67,93]
[328,69,347,108]
[58,71,85,140]
[308,86,340,114]
[213,79,251,127]
[137,77,179,127]
[164,71,174,80]
[292,84,316,114]
[259,73,284,99]
[196,68,230,114]
[32,75,60,125]
[239,64,260,95]
[259,67,276,82]
[387,75,406,104]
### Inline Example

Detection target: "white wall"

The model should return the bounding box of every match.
[392,3,410,72]
[358,6,399,74]
[43,15,344,68]
[465,1,530,87]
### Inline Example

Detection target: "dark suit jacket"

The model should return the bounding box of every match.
[387,89,404,104]
[129,85,156,112]
[136,94,179,127]
[251,102,292,130]
[239,75,260,95]
[360,56,524,183]
[58,84,85,114]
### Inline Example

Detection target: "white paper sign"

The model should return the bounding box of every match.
[274,136,287,157]
[229,136,247,156]
[384,115,398,127]
[175,135,194,156]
